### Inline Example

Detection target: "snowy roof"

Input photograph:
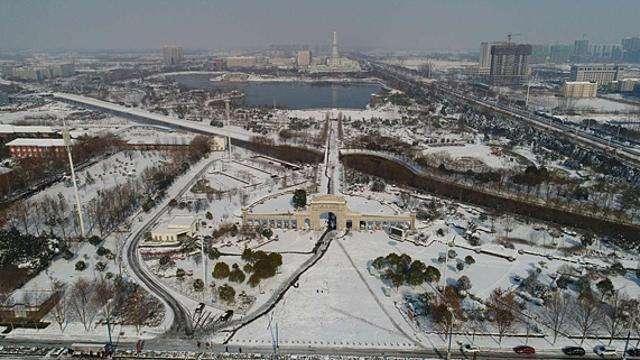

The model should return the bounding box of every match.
[0,125,57,134]
[5,138,70,147]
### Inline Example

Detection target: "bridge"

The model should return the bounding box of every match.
[52,92,254,141]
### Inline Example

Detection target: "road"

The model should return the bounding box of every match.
[124,157,223,337]
[51,92,255,142]
[320,118,341,195]
[1,340,627,360]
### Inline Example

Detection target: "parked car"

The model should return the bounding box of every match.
[562,346,586,356]
[593,345,617,358]
[461,344,480,354]
[513,345,535,355]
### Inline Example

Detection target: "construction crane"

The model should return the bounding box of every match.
[506,32,523,44]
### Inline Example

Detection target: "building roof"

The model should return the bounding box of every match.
[0,125,57,134]
[5,138,70,147]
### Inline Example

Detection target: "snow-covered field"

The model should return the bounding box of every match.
[225,232,420,350]
[281,104,402,122]
[19,150,168,237]
[422,144,523,170]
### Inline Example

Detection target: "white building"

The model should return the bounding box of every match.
[150,215,198,243]
[162,46,184,66]
[561,81,597,98]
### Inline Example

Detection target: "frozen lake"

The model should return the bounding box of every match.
[170,74,382,109]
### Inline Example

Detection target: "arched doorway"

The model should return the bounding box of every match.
[319,212,337,230]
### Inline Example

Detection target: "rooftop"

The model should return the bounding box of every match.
[5,138,70,147]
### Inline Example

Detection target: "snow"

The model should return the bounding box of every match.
[422,143,520,170]
[281,105,402,122]
[225,233,419,350]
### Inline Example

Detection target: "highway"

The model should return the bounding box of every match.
[51,92,255,142]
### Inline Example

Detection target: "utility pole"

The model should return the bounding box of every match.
[201,235,207,303]
[63,121,85,238]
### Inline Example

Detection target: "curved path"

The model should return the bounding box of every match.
[124,157,219,337]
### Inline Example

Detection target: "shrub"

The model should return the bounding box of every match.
[75,260,87,271]
[456,262,464,271]
[176,268,186,279]
[219,284,236,304]
[213,262,230,279]
[95,261,107,272]
[229,268,246,283]
[193,278,204,291]
[447,249,457,259]
[207,247,221,260]
[205,211,213,220]
[464,255,476,265]
[88,235,102,246]
[96,246,110,257]
[241,248,253,262]
[456,275,472,291]
[292,189,307,208]
[424,266,441,283]
[261,228,273,239]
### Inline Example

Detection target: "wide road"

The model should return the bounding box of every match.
[1,341,625,360]
[52,92,255,141]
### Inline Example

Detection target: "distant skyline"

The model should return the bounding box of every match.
[1,0,639,51]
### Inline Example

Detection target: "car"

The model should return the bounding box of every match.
[562,346,586,356]
[461,344,480,354]
[627,348,640,357]
[513,345,535,355]
[594,345,617,357]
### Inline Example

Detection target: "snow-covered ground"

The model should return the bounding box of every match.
[18,150,168,237]
[281,104,402,122]
[225,232,420,350]
[422,143,523,170]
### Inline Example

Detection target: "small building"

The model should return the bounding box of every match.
[150,215,198,243]
[562,81,597,98]
[5,138,70,159]
[210,136,227,151]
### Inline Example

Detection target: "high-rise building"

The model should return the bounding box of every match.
[162,46,184,66]
[570,64,623,85]
[622,37,640,63]
[331,31,339,63]
[549,44,572,64]
[489,43,532,85]
[573,39,590,60]
[296,50,312,67]
[479,42,493,69]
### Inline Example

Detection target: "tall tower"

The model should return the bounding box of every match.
[331,31,339,62]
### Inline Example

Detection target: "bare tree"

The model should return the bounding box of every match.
[488,288,517,345]
[92,278,117,341]
[601,291,629,345]
[49,280,67,333]
[541,290,570,344]
[68,278,96,331]
[129,288,152,334]
[571,292,603,345]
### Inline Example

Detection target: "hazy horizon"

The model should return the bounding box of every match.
[1,0,640,52]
